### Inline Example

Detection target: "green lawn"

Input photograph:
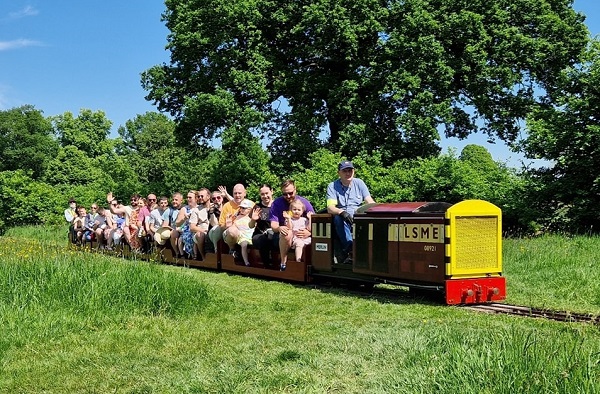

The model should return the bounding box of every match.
[0,227,598,393]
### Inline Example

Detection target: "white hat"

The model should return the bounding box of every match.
[239,199,253,209]
[154,227,171,245]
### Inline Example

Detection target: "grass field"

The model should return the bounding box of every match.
[0,227,599,393]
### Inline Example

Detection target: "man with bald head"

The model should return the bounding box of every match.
[208,184,253,251]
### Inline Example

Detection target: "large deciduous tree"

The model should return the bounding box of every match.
[53,109,113,157]
[142,0,587,166]
[521,40,600,231]
[0,105,58,179]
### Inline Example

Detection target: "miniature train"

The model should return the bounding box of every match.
[76,199,506,305]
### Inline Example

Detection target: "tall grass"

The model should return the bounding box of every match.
[504,235,600,312]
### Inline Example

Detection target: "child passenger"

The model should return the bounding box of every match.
[281,199,312,270]
[230,199,256,266]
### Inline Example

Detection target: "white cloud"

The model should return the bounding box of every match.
[8,6,39,19]
[0,39,42,51]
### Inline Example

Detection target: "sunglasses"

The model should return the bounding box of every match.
[91,207,98,210]
[282,192,294,197]
[211,197,222,201]
[148,199,156,202]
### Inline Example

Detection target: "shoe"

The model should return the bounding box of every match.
[280,264,286,271]
[244,261,251,267]
[343,256,353,265]
[229,250,239,259]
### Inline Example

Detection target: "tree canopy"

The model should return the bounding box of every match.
[142,0,588,167]
[521,39,600,230]
[0,105,58,178]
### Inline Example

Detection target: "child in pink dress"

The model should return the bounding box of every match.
[281,199,312,270]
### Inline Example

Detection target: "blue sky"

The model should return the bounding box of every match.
[0,1,597,166]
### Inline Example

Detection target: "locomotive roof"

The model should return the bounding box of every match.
[356,202,452,214]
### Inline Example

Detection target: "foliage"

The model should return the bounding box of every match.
[0,105,58,178]
[115,111,205,196]
[142,0,588,168]
[520,40,600,232]
[201,127,279,192]
[0,170,62,233]
[288,146,523,227]
[52,109,113,157]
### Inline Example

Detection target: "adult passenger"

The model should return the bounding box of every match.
[269,180,314,268]
[250,184,275,266]
[64,197,77,242]
[126,197,145,251]
[175,191,199,257]
[160,192,183,254]
[190,188,211,260]
[210,184,250,251]
[206,190,224,252]
[326,160,375,264]
[64,198,77,223]
[106,192,141,248]
[148,196,169,245]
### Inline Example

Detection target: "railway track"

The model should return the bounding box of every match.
[463,303,600,325]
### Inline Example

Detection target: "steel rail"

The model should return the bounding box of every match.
[463,303,600,325]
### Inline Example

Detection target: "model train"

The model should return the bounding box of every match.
[75,199,506,305]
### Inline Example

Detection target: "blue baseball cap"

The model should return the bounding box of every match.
[338,160,354,171]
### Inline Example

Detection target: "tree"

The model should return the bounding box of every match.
[201,127,278,192]
[0,105,58,179]
[114,112,200,195]
[0,170,62,231]
[142,0,587,166]
[53,109,113,156]
[520,40,600,231]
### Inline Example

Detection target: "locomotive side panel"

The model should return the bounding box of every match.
[397,219,446,283]
[353,215,446,283]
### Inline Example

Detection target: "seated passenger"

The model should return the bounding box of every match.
[190,188,211,260]
[148,196,169,246]
[127,197,145,251]
[106,192,141,249]
[99,207,116,250]
[209,184,249,252]
[227,199,256,266]
[282,199,312,267]
[72,206,87,244]
[162,192,183,254]
[89,204,100,222]
[64,198,77,223]
[64,198,77,243]
[92,206,108,249]
[176,190,199,258]
[110,212,126,248]
[207,190,224,252]
[269,180,315,271]
[250,184,275,266]
[138,194,155,252]
[326,160,375,264]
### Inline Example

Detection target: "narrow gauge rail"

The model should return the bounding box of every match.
[463,303,600,325]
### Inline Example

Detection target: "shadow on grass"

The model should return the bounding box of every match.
[301,281,445,306]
